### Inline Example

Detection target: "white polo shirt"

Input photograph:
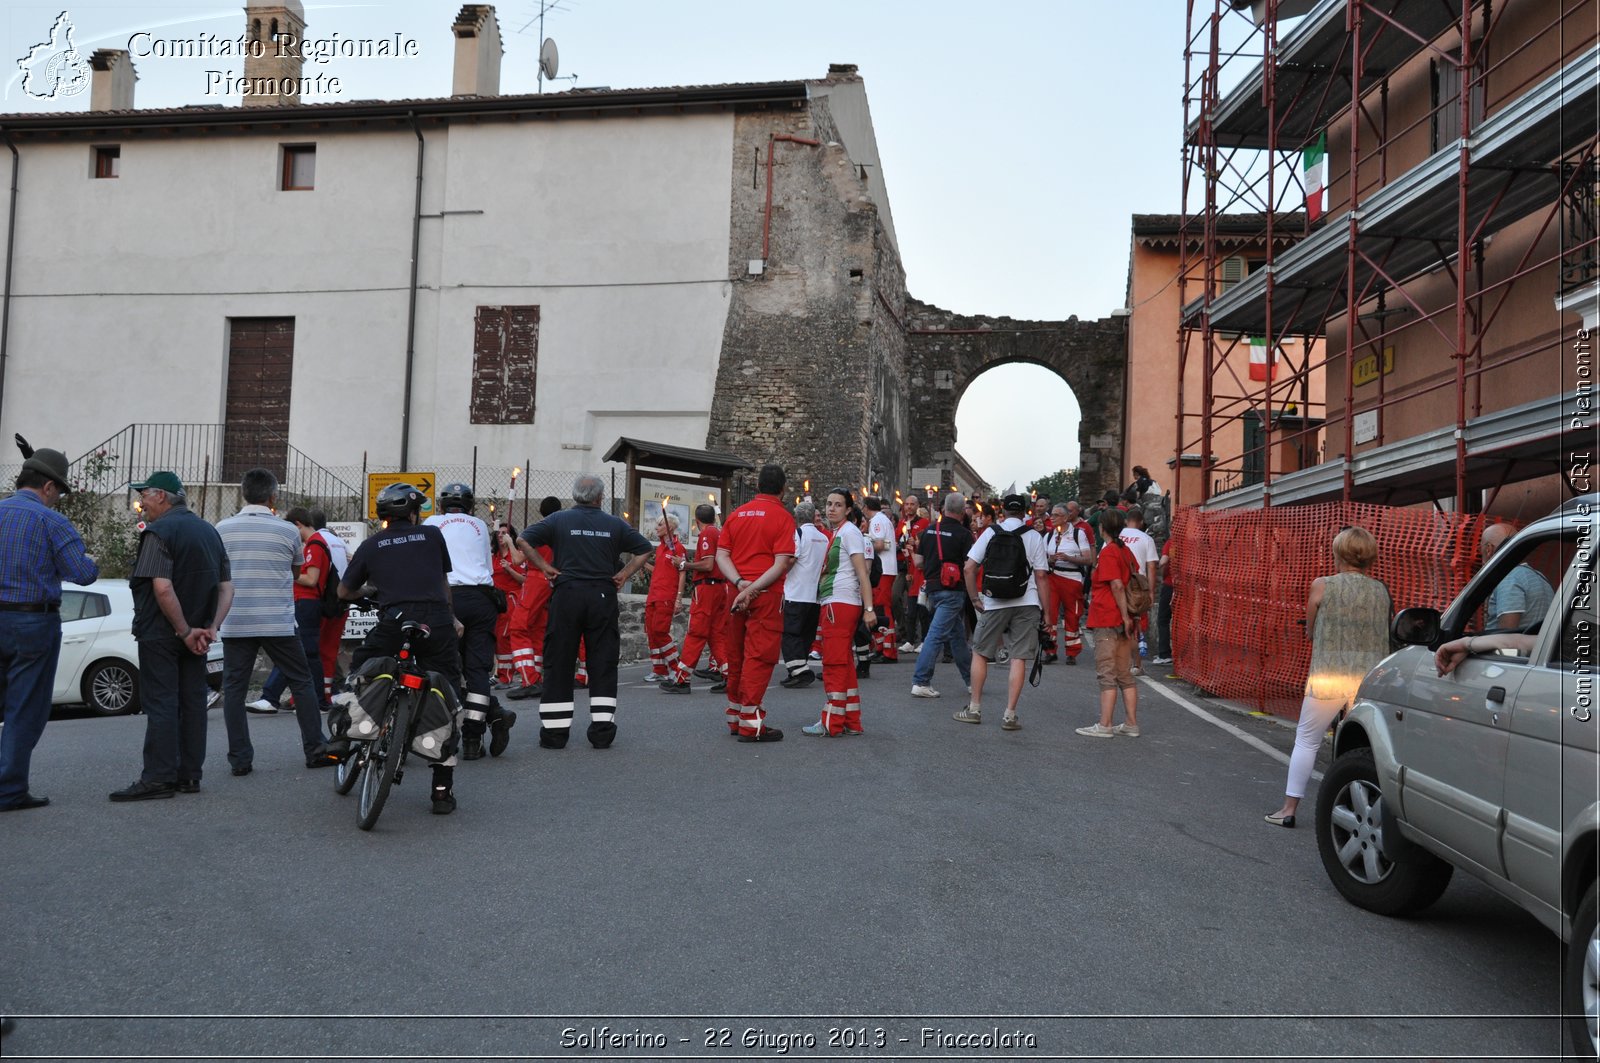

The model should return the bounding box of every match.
[424,512,494,586]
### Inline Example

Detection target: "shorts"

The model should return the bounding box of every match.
[972,604,1040,661]
[1092,626,1135,690]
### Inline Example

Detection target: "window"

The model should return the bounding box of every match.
[470,305,539,424]
[1551,561,1597,673]
[60,591,109,622]
[93,146,119,179]
[1431,55,1486,153]
[282,145,315,190]
[1459,532,1571,642]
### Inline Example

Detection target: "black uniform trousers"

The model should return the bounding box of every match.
[450,584,503,736]
[781,600,821,676]
[539,579,621,749]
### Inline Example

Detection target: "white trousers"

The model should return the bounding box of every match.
[1285,694,1348,800]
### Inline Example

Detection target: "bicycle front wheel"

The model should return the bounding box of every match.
[334,744,364,795]
[357,692,413,831]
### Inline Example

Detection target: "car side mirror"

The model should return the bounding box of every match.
[1392,607,1441,647]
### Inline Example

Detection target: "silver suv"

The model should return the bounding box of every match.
[1317,493,1597,1056]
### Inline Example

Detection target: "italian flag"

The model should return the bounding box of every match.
[1249,336,1278,381]
[1303,132,1326,221]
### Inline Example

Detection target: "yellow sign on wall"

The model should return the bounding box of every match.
[1353,347,1395,387]
[366,471,437,520]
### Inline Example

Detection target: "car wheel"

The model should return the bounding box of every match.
[1566,881,1600,1061]
[1315,746,1452,916]
[82,659,140,716]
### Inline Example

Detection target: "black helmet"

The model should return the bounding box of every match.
[437,482,474,512]
[375,482,425,521]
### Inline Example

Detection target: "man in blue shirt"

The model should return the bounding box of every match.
[0,446,98,811]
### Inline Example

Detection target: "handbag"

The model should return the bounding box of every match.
[935,517,963,589]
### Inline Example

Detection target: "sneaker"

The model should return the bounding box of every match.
[952,707,982,724]
[1075,723,1116,739]
[1151,656,1173,666]
[840,725,864,736]
[807,650,822,661]
[736,728,783,743]
[431,786,457,815]
[910,685,941,698]
[109,779,177,802]
[693,667,721,680]
[708,678,728,694]
[205,689,221,708]
[1113,723,1142,737]
[1002,714,1022,731]
[659,679,691,695]
[898,641,917,653]
[643,673,664,683]
[245,699,278,714]
[801,719,833,737]
[489,710,517,756]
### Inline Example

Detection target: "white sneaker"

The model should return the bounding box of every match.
[808,650,822,661]
[1151,656,1173,666]
[910,685,940,698]
[1075,723,1116,739]
[1113,723,1142,737]
[245,699,278,714]
[898,641,917,653]
[643,673,664,683]
[205,689,221,709]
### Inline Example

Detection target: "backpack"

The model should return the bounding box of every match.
[980,524,1033,600]
[312,538,346,619]
[1140,490,1171,547]
[1120,543,1153,616]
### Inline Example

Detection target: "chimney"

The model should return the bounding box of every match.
[242,0,307,107]
[89,49,137,110]
[452,5,503,97]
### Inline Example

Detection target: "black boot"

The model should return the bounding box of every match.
[489,703,516,757]
[430,766,456,814]
[462,725,485,761]
[856,659,871,680]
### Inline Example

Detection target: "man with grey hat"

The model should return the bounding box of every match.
[110,472,234,802]
[0,445,98,811]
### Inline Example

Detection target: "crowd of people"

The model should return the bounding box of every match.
[0,450,1312,819]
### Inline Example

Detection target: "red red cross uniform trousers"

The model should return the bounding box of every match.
[519,544,555,687]
[644,538,691,682]
[1043,519,1093,662]
[679,522,730,677]
[718,493,795,738]
[493,554,527,684]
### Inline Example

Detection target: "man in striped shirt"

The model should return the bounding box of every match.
[215,468,336,776]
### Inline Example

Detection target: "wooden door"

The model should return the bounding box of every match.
[223,317,294,481]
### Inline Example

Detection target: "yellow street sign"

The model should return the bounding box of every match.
[366,471,437,520]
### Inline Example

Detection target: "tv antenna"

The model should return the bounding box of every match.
[521,0,580,92]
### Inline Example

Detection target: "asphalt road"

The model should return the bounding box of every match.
[0,653,1566,1062]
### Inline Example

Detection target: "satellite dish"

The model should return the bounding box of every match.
[540,37,559,81]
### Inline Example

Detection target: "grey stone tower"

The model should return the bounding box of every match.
[242,0,306,107]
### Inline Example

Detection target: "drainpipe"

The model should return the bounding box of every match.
[0,131,18,437]
[401,111,424,469]
[762,133,821,261]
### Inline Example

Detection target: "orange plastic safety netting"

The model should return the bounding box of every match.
[1167,502,1495,718]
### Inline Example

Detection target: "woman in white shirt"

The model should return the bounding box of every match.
[805,489,876,737]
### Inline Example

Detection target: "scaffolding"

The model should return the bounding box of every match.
[1177,0,1598,511]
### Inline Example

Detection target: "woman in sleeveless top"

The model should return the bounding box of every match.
[1266,526,1392,828]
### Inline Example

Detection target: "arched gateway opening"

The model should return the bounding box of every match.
[904,299,1127,499]
[954,363,1083,495]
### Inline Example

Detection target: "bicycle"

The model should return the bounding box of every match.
[349,620,432,831]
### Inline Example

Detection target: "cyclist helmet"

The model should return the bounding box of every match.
[437,482,474,512]
[375,483,425,521]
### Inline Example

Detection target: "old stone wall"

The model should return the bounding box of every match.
[905,299,1128,499]
[706,82,908,502]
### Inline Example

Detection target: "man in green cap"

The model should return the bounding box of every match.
[0,445,98,811]
[110,472,234,801]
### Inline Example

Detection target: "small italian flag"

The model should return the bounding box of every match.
[1249,336,1278,381]
[1303,132,1327,221]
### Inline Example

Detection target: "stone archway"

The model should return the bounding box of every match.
[904,298,1128,498]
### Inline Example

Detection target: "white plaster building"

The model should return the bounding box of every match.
[0,3,898,498]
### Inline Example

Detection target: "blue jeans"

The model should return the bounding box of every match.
[912,587,973,688]
[222,634,328,770]
[138,636,211,783]
[0,611,63,804]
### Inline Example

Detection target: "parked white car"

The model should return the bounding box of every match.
[51,579,224,716]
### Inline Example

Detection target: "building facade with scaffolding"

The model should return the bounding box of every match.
[1165,0,1597,716]
[1177,0,1595,517]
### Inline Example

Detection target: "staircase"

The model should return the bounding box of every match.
[71,424,364,520]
